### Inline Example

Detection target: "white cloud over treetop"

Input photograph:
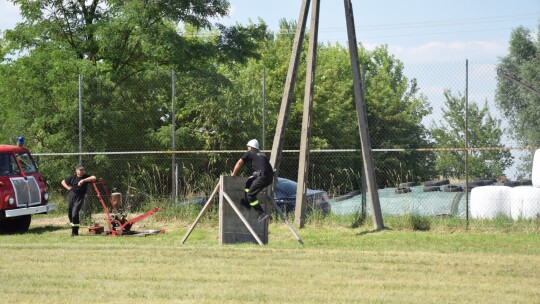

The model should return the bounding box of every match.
[386,40,508,64]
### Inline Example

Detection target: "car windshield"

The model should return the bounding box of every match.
[275,178,323,198]
[0,153,21,176]
[16,153,38,174]
[276,178,297,197]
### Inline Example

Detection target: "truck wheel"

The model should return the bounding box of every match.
[0,215,31,233]
[15,215,31,232]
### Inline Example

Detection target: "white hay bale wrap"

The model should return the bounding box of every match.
[510,186,540,220]
[470,186,511,219]
[532,149,540,188]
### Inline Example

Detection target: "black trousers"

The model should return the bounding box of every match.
[245,175,273,207]
[68,192,85,225]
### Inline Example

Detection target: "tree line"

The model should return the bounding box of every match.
[0,0,536,193]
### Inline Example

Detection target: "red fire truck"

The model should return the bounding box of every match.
[0,143,55,232]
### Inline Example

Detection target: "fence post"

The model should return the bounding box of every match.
[171,70,177,202]
[465,59,469,227]
[262,66,266,150]
[78,73,83,165]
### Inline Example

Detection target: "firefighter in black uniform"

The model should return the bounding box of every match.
[61,164,96,236]
[232,139,273,222]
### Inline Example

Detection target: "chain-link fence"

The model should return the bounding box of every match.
[25,60,540,228]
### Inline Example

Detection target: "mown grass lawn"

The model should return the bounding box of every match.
[0,218,539,304]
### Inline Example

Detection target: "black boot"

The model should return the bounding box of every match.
[257,211,269,223]
[253,204,268,223]
[71,226,79,236]
[240,198,251,209]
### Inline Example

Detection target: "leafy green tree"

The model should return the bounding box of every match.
[208,20,434,188]
[362,46,434,186]
[431,90,513,179]
[495,23,540,171]
[0,0,268,187]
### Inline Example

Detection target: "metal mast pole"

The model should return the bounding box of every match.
[78,73,83,165]
[262,67,266,150]
[465,60,469,226]
[172,70,177,202]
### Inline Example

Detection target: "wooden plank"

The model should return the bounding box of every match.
[222,191,264,245]
[269,196,304,244]
[269,0,311,176]
[219,176,267,244]
[295,0,320,228]
[343,0,384,230]
[180,183,220,244]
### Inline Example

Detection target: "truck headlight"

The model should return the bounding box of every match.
[8,197,14,206]
[44,192,49,201]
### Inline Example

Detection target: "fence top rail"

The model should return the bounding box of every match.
[32,146,540,156]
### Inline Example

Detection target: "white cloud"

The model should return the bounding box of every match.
[208,4,237,26]
[0,0,21,31]
[228,5,237,19]
[388,40,508,64]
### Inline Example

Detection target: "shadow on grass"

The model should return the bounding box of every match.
[28,225,65,234]
[0,225,64,235]
[356,227,391,236]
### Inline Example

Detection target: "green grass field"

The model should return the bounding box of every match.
[0,217,539,304]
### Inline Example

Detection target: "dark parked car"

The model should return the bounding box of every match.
[178,177,330,215]
[274,178,330,215]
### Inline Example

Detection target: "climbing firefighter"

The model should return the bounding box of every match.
[232,139,273,222]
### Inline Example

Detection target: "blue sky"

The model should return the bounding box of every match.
[1,0,538,64]
[219,0,539,64]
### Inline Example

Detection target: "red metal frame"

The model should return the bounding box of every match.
[91,179,164,236]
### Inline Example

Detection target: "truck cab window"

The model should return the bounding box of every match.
[16,153,37,174]
[0,154,20,176]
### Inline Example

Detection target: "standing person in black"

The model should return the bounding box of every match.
[61,164,96,236]
[232,139,274,222]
